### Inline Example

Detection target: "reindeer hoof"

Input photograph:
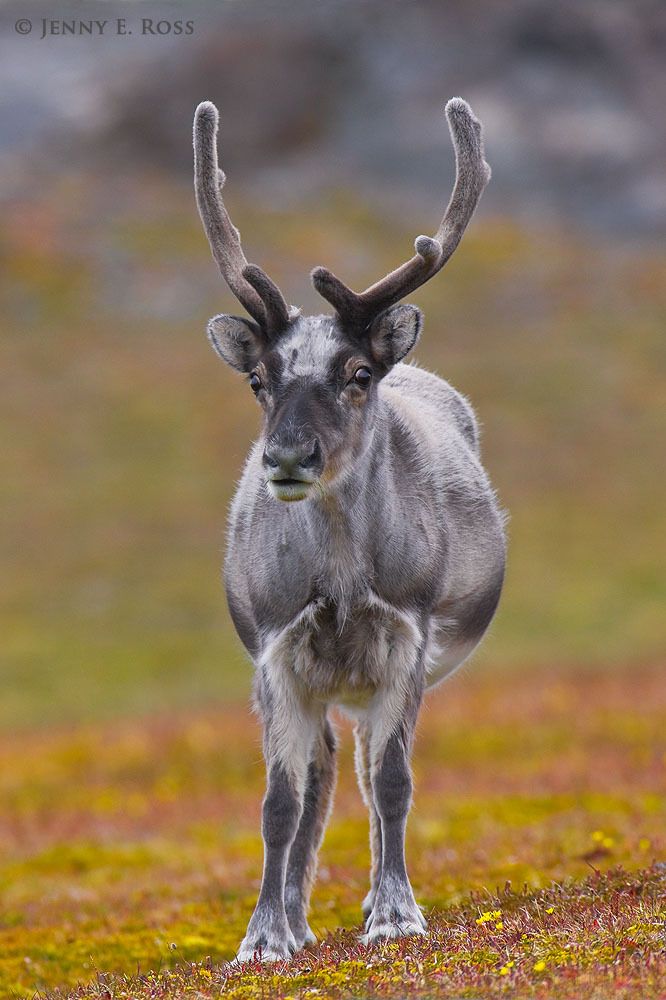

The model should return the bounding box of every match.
[236,928,298,963]
[362,904,427,944]
[286,910,317,949]
[302,925,317,946]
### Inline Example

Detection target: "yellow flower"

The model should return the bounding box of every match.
[533,960,546,972]
[545,906,555,915]
[495,921,504,930]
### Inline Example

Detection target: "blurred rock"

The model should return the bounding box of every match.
[0,0,664,236]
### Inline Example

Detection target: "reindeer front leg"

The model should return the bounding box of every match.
[362,659,427,943]
[237,672,322,963]
[284,717,337,948]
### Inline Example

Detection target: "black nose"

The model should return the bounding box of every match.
[263,439,322,479]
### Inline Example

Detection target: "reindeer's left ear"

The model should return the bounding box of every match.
[367,303,423,367]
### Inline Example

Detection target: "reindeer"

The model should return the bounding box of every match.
[193,97,506,962]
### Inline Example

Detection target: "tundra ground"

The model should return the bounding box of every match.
[1,665,665,999]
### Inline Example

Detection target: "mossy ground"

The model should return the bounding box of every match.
[1,666,665,998]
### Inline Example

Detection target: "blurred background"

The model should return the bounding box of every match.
[1,0,665,731]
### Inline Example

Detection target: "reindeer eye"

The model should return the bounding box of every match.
[249,372,262,394]
[354,367,372,389]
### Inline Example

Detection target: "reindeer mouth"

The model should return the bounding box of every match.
[267,477,316,502]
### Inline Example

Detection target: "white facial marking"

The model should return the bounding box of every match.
[277,322,341,383]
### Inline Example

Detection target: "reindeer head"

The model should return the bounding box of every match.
[194,99,490,502]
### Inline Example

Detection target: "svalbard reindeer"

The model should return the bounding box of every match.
[193,97,505,961]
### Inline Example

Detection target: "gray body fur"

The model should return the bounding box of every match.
[227,353,504,697]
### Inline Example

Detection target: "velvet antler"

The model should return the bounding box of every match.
[193,101,291,337]
[311,98,491,329]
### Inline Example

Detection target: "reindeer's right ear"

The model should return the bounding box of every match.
[207,314,265,372]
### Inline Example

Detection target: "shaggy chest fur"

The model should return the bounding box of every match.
[261,588,422,710]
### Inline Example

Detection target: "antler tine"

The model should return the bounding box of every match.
[242,264,291,332]
[194,102,291,336]
[311,98,491,328]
